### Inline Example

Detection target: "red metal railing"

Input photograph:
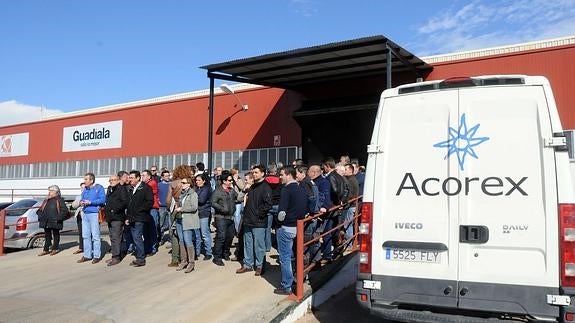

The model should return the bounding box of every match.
[289,196,362,301]
[0,209,5,256]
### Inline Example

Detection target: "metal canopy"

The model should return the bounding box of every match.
[201,35,432,89]
[202,35,432,173]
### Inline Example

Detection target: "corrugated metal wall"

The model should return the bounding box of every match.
[0,87,302,165]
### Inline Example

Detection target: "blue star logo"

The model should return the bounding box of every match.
[433,114,489,171]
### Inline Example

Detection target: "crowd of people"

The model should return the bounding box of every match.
[36,156,365,296]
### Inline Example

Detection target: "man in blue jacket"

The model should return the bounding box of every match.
[274,166,308,295]
[77,172,106,264]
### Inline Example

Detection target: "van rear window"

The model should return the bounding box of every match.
[398,77,525,94]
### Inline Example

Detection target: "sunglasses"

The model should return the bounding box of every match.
[181,181,189,184]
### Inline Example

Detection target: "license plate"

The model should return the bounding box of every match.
[385,248,441,263]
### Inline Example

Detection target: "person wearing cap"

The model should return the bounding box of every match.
[37,185,70,256]
[104,175,129,266]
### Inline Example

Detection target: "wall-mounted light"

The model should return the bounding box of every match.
[219,84,248,111]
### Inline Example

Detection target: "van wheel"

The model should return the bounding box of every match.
[28,234,45,249]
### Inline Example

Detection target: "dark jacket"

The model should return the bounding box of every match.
[265,175,282,205]
[37,196,69,230]
[127,182,154,222]
[346,175,360,199]
[195,185,212,219]
[355,172,365,195]
[243,179,272,228]
[326,171,350,205]
[278,181,308,227]
[211,186,236,220]
[104,184,129,222]
[314,175,332,209]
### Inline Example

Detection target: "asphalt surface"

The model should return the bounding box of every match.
[297,285,394,323]
[0,230,302,323]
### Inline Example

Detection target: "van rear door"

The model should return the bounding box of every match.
[456,85,560,318]
[369,89,461,308]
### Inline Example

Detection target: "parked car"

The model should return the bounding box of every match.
[3,198,77,249]
[0,202,13,211]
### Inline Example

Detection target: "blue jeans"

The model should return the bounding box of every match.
[304,220,321,263]
[344,206,356,244]
[175,219,194,248]
[145,209,159,253]
[243,226,266,269]
[266,204,278,252]
[200,217,212,256]
[159,206,170,233]
[130,221,146,261]
[82,212,101,259]
[321,213,337,260]
[233,203,243,233]
[277,226,297,290]
[192,228,201,255]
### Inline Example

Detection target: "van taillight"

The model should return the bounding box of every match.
[16,217,27,231]
[559,204,575,287]
[359,202,373,274]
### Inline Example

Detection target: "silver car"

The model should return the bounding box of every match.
[3,198,77,249]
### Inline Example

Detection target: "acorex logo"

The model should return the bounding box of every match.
[433,113,489,171]
[395,114,528,197]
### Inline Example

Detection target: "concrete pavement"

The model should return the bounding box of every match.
[0,239,298,323]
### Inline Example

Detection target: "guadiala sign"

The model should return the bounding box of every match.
[73,128,111,141]
[62,120,122,152]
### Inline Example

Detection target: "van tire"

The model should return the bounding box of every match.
[28,234,45,249]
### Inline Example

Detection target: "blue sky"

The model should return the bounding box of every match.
[1,0,574,126]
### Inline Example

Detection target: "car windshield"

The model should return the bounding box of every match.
[5,199,39,217]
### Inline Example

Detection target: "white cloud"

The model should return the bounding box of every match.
[412,0,575,55]
[290,0,318,17]
[0,101,63,127]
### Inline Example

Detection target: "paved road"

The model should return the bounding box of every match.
[297,285,395,323]
[0,232,299,323]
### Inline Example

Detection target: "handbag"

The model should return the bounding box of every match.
[98,208,106,224]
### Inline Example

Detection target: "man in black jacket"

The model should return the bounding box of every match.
[126,170,154,267]
[321,157,349,262]
[104,175,129,266]
[210,171,236,266]
[237,165,272,276]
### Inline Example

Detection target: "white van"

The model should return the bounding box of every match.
[356,75,575,322]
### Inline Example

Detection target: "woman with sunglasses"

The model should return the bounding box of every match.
[195,173,213,260]
[173,177,200,273]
